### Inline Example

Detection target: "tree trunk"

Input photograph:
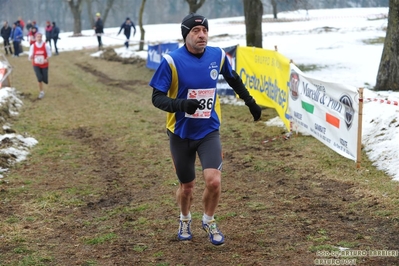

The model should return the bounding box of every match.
[86,0,94,28]
[101,0,116,25]
[243,0,263,48]
[68,0,84,36]
[375,0,399,91]
[271,0,278,19]
[139,0,147,51]
[185,0,206,13]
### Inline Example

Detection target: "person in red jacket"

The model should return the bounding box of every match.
[17,16,25,31]
[27,26,38,46]
[28,32,52,99]
[45,21,53,49]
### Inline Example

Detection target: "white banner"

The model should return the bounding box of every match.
[288,63,360,161]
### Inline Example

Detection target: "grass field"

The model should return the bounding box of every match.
[0,47,398,266]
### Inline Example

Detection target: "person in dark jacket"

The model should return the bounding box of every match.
[1,21,13,55]
[93,13,104,50]
[45,21,52,49]
[26,20,33,32]
[10,22,23,57]
[32,21,38,31]
[51,22,60,55]
[117,17,136,49]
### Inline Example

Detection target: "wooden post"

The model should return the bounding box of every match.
[356,88,364,168]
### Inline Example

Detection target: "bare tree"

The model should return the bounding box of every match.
[243,0,263,48]
[86,0,94,28]
[268,0,311,19]
[0,0,6,8]
[271,0,278,18]
[43,0,68,27]
[100,0,116,25]
[87,0,116,26]
[185,0,206,13]
[67,0,84,36]
[138,0,147,51]
[375,0,399,91]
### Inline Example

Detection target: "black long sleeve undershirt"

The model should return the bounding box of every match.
[151,70,255,112]
[152,88,184,113]
[224,70,255,105]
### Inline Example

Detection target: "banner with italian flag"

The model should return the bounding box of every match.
[288,63,360,161]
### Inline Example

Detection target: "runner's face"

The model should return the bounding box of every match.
[185,25,208,54]
[36,34,42,41]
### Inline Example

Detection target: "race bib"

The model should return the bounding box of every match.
[34,55,45,64]
[185,88,216,119]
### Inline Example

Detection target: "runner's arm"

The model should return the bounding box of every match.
[152,88,199,114]
[224,70,262,121]
[223,70,255,105]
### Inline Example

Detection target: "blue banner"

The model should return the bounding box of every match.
[217,45,237,96]
[146,42,179,70]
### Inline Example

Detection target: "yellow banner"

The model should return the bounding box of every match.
[236,46,291,130]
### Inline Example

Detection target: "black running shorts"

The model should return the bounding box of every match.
[33,66,49,84]
[168,130,223,184]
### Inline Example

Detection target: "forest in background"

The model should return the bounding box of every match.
[0,0,389,34]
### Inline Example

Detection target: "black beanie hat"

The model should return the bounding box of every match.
[181,13,208,41]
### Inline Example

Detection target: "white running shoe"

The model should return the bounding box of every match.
[38,91,45,99]
[202,220,225,245]
[177,219,192,241]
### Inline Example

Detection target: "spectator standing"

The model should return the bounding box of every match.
[117,17,136,49]
[10,22,23,57]
[32,20,39,32]
[1,21,13,55]
[93,13,104,50]
[28,32,52,99]
[32,21,38,31]
[26,20,33,33]
[45,21,52,49]
[27,26,38,46]
[51,22,60,55]
[17,16,25,31]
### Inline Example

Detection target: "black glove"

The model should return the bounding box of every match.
[246,99,262,121]
[182,99,201,115]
